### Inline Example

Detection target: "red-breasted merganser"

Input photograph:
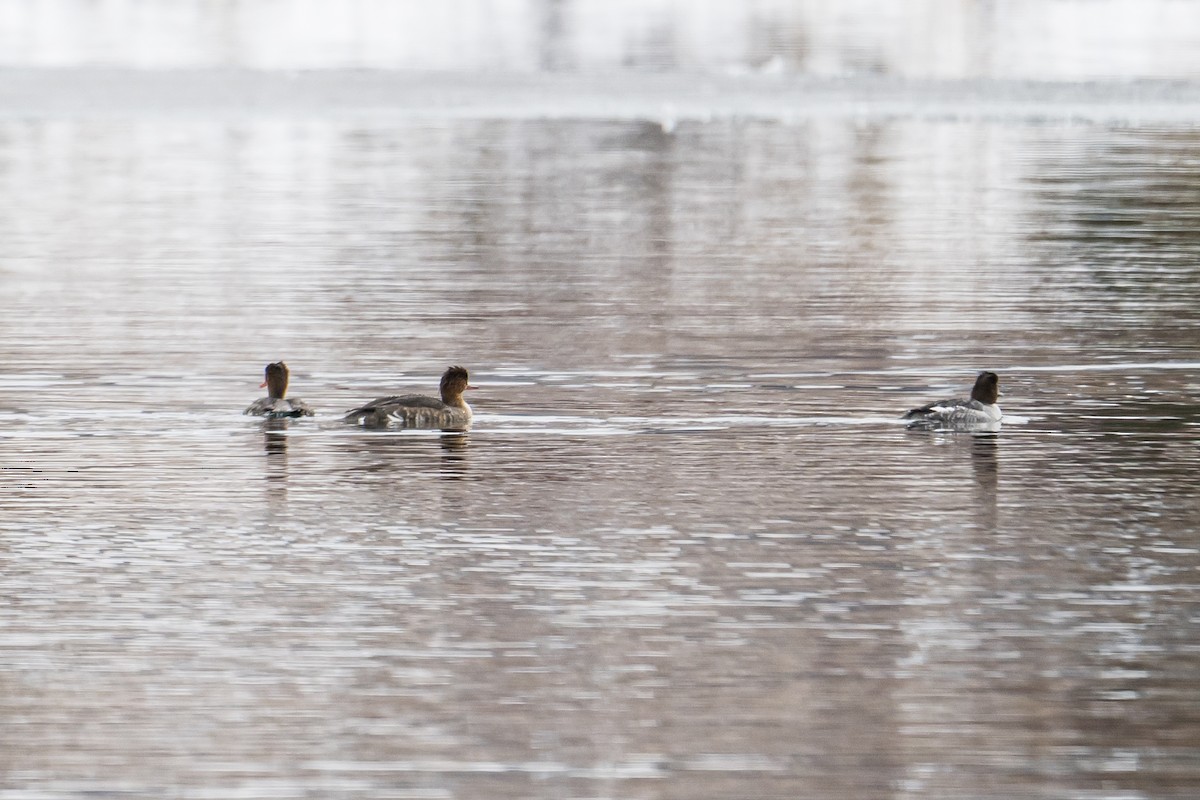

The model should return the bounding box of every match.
[244,362,315,418]
[343,365,474,430]
[904,371,1002,430]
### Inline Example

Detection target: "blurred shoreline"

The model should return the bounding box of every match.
[4,68,1200,122]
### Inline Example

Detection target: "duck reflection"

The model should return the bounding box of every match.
[262,417,290,456]
[970,433,999,534]
[439,431,469,452]
[261,418,291,486]
[343,430,471,480]
[438,432,470,478]
[905,428,1000,535]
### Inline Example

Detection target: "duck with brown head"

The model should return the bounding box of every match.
[343,366,474,431]
[244,362,315,418]
[903,371,1002,431]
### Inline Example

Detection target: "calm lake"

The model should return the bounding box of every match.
[1,2,1199,799]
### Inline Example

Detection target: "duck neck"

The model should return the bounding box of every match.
[973,388,998,405]
[266,373,288,399]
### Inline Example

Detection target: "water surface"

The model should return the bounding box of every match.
[1,4,1199,800]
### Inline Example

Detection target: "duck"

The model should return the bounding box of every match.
[343,365,474,430]
[244,362,315,418]
[903,371,1002,430]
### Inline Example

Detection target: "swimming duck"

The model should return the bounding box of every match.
[244,362,315,418]
[343,365,474,430]
[904,371,1002,430]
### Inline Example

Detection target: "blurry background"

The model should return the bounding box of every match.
[2,0,1200,78]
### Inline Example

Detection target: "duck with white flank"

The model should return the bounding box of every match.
[343,366,474,431]
[904,371,1002,431]
[244,362,315,418]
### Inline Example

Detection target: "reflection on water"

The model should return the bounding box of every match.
[340,430,472,482]
[0,6,1199,799]
[261,417,291,457]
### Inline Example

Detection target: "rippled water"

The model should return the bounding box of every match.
[2,4,1200,800]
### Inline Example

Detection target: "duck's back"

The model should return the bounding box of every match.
[343,394,470,430]
[904,398,999,430]
[245,397,315,418]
